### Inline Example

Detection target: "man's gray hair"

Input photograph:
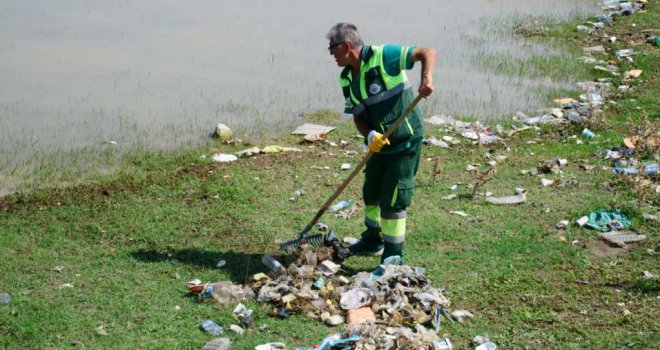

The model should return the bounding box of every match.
[326,23,363,47]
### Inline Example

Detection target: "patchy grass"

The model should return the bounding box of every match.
[1,4,659,350]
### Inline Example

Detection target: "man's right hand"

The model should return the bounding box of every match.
[367,130,390,153]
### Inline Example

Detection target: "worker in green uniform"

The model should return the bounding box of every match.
[326,23,436,263]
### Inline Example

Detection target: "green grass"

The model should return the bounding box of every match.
[1,4,659,349]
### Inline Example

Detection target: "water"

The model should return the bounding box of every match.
[0,0,599,193]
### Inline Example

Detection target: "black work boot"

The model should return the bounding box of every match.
[348,227,384,256]
[380,241,404,264]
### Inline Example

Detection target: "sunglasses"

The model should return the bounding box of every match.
[328,42,343,53]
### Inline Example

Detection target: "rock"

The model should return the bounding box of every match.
[214,123,233,141]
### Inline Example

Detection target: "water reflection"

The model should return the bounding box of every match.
[0,0,598,188]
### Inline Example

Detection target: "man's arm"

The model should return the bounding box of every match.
[353,114,371,138]
[411,47,437,98]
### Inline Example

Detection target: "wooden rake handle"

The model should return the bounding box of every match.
[299,94,424,236]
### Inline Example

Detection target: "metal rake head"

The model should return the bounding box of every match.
[279,233,325,254]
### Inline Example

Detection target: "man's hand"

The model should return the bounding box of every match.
[419,74,434,98]
[367,130,390,153]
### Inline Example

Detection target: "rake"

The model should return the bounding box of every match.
[280,95,423,253]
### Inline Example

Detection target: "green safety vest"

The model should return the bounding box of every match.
[340,45,424,154]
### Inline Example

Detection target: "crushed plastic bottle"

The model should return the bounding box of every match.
[261,255,285,273]
[615,48,633,58]
[200,319,223,336]
[328,200,350,213]
[582,128,595,138]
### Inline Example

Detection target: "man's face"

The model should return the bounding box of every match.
[328,41,347,67]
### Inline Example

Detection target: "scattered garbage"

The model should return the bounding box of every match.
[599,231,646,247]
[340,163,351,170]
[582,128,595,138]
[485,188,527,205]
[556,220,569,229]
[255,342,286,350]
[450,210,470,217]
[201,337,231,350]
[216,260,226,268]
[584,209,630,232]
[291,123,336,140]
[576,216,589,227]
[200,320,223,336]
[262,255,286,273]
[475,341,498,350]
[53,265,65,273]
[328,200,351,213]
[212,154,238,163]
[236,147,261,158]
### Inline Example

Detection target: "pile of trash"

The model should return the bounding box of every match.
[187,233,485,349]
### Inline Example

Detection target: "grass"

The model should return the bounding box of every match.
[1,3,659,349]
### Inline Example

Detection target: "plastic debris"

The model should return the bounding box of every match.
[556,220,569,229]
[329,200,351,213]
[450,309,474,323]
[255,342,287,350]
[599,231,646,247]
[291,123,336,137]
[347,307,376,325]
[200,320,223,336]
[340,288,374,310]
[232,303,254,326]
[475,342,497,350]
[485,188,527,205]
[229,324,244,335]
[449,211,470,217]
[201,337,231,350]
[585,209,631,232]
[340,163,351,170]
[212,154,238,163]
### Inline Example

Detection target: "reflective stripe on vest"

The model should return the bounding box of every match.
[341,45,409,115]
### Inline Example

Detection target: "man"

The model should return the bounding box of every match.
[326,23,436,263]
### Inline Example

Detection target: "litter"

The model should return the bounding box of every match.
[255,342,286,350]
[450,211,469,217]
[424,137,449,148]
[229,324,244,335]
[291,123,336,137]
[442,194,457,200]
[540,178,555,187]
[340,163,351,170]
[212,154,238,163]
[485,188,527,205]
[576,216,589,227]
[449,309,474,323]
[233,303,254,326]
[475,341,498,350]
[200,320,223,336]
[262,145,284,154]
[599,231,646,247]
[624,69,643,79]
[585,209,631,232]
[53,265,65,273]
[340,288,373,310]
[236,147,261,158]
[216,260,226,268]
[582,128,596,138]
[347,307,376,325]
[556,220,569,229]
[200,337,231,350]
[433,338,453,350]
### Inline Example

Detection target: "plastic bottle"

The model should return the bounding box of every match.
[475,342,497,350]
[261,255,285,273]
[200,319,223,336]
[328,200,350,213]
[615,48,633,58]
[582,128,595,138]
[644,164,659,176]
[614,165,639,175]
